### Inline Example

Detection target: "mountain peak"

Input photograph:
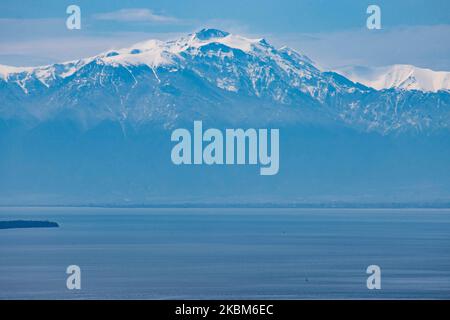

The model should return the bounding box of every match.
[194,28,230,41]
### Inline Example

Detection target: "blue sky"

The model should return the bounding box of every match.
[0,0,449,69]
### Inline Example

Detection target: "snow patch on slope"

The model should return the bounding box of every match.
[0,65,33,80]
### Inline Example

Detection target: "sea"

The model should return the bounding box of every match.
[0,207,449,299]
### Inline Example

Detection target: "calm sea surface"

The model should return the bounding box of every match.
[0,207,449,299]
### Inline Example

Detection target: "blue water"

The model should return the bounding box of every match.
[0,207,449,299]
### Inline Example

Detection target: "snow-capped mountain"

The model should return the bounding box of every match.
[0,28,449,133]
[1,29,450,205]
[0,28,324,90]
[337,64,450,92]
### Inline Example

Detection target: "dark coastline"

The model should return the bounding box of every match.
[0,220,59,230]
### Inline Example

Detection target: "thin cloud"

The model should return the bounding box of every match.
[94,8,179,24]
[273,24,450,71]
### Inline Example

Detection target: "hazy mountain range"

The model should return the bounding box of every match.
[0,29,449,205]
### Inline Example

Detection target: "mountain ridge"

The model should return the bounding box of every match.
[0,28,449,134]
[337,64,450,93]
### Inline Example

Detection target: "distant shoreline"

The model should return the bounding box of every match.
[0,220,59,230]
[0,203,450,209]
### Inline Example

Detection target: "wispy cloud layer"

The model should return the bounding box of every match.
[272,24,450,71]
[93,8,180,24]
